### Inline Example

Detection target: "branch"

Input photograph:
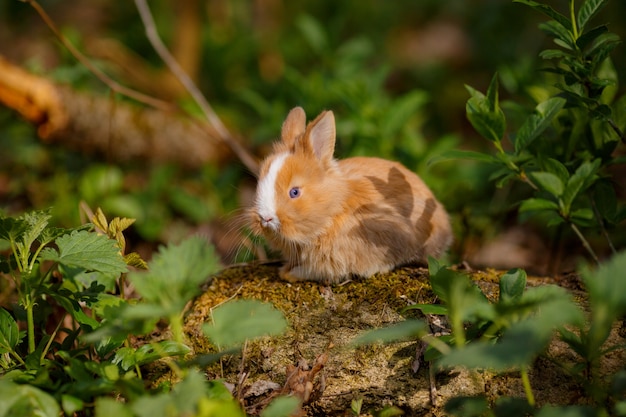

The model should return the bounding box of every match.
[0,56,232,167]
[20,0,173,112]
[134,0,259,174]
[608,118,626,145]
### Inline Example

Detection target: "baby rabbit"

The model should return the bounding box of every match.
[250,107,452,284]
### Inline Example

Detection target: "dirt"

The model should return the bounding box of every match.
[153,262,624,416]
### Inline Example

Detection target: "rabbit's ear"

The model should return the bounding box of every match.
[306,110,336,165]
[281,107,306,148]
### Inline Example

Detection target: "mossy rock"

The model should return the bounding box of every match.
[150,262,618,416]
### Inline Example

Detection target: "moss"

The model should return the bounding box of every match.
[144,262,604,416]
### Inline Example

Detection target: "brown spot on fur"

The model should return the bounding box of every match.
[415,197,435,245]
[366,167,414,218]
[348,167,436,264]
[349,205,417,264]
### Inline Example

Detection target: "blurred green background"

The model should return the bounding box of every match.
[0,0,624,270]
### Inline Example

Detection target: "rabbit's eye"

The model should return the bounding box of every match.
[289,187,301,199]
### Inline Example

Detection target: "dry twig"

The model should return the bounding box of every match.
[134,0,259,174]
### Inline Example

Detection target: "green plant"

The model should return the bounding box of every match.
[0,208,293,417]
[239,14,460,179]
[354,251,626,416]
[440,253,626,416]
[453,0,626,261]
[422,261,581,413]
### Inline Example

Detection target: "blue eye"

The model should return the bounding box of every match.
[289,187,301,199]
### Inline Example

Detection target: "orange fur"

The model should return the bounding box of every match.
[250,107,452,284]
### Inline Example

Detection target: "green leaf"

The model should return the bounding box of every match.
[499,269,527,303]
[95,398,134,417]
[260,396,301,417]
[428,256,442,276]
[539,21,575,50]
[40,230,127,276]
[0,210,54,272]
[535,405,597,417]
[203,299,288,348]
[49,290,100,328]
[16,210,51,254]
[513,0,572,32]
[485,71,499,113]
[562,159,600,212]
[542,158,570,184]
[128,236,220,314]
[465,74,506,143]
[113,341,190,371]
[528,172,564,197]
[0,216,28,244]
[82,301,160,342]
[0,380,60,417]
[581,251,626,356]
[577,0,609,33]
[429,267,495,336]
[197,398,246,417]
[439,291,581,371]
[539,49,570,60]
[571,208,594,220]
[135,341,190,365]
[439,321,547,371]
[589,36,621,72]
[61,395,84,415]
[576,25,608,50]
[376,406,405,417]
[514,97,566,152]
[130,370,232,417]
[444,396,489,417]
[403,304,448,315]
[296,14,328,55]
[593,180,618,222]
[519,198,560,212]
[352,319,427,346]
[0,308,20,355]
[493,397,535,416]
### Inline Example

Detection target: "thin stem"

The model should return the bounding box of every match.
[133,0,259,175]
[608,118,626,145]
[25,295,36,353]
[421,334,452,355]
[521,172,539,191]
[9,241,24,274]
[37,262,57,288]
[169,313,184,345]
[589,196,617,255]
[9,349,26,366]
[479,319,506,342]
[569,0,579,40]
[117,272,127,300]
[521,366,536,406]
[451,314,466,348]
[40,316,65,365]
[570,222,599,264]
[135,363,143,379]
[28,241,51,277]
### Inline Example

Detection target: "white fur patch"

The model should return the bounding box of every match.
[256,153,288,230]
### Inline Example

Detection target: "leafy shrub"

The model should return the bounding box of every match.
[354,250,626,415]
[0,209,291,417]
[456,0,626,260]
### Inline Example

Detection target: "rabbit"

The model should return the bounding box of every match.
[249,106,452,284]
